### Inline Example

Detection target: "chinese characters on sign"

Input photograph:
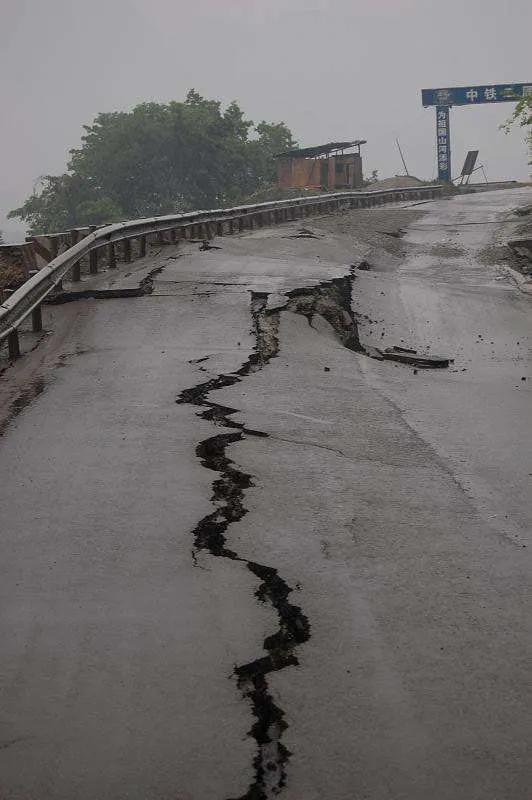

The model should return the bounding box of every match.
[421,83,532,107]
[465,87,514,103]
[436,106,451,183]
[421,82,532,184]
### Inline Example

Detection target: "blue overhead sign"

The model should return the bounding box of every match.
[435,106,451,183]
[422,83,532,107]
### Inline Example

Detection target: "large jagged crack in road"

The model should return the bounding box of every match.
[2,193,531,799]
[177,276,362,799]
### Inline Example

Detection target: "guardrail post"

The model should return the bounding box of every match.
[7,330,20,359]
[69,230,81,282]
[108,242,117,268]
[89,247,98,275]
[238,216,244,232]
[139,235,147,257]
[31,304,43,332]
[123,239,132,263]
[216,221,224,236]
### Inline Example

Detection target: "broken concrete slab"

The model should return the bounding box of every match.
[381,348,451,368]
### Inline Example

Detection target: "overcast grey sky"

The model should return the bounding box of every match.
[1,0,531,240]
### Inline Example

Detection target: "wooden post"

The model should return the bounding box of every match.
[123,239,132,263]
[89,247,98,275]
[31,305,43,332]
[7,330,20,359]
[108,242,116,268]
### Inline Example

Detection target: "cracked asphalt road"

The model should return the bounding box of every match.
[0,188,531,799]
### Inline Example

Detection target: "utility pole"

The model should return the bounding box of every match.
[395,138,410,176]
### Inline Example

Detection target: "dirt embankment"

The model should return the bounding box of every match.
[366,175,429,191]
[474,200,532,279]
[0,256,26,292]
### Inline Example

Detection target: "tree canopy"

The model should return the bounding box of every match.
[9,91,296,233]
[502,94,532,165]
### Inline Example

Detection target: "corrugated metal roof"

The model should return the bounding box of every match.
[275,140,366,159]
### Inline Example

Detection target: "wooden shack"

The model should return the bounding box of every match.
[275,140,366,192]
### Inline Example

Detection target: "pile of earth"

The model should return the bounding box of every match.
[366,175,430,191]
[0,256,26,292]
[242,185,329,204]
[243,176,431,204]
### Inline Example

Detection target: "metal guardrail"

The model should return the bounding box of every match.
[0,185,442,358]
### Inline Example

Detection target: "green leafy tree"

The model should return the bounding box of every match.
[246,121,296,189]
[501,94,532,164]
[9,173,123,232]
[9,92,296,233]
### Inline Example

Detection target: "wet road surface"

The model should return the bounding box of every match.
[0,188,531,799]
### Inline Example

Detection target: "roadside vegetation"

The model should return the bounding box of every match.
[502,93,532,158]
[8,91,296,234]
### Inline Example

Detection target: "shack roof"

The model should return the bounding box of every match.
[275,140,367,159]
